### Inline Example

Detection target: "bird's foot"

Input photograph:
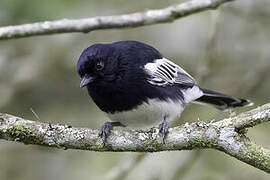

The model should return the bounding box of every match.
[99,122,125,144]
[158,117,169,144]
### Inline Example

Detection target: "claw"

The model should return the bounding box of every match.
[158,117,169,144]
[99,123,112,143]
[99,122,125,144]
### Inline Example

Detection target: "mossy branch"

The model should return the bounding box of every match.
[0,0,233,40]
[0,103,270,173]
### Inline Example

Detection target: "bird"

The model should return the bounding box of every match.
[77,40,252,143]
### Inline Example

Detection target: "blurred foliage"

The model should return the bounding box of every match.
[0,0,270,179]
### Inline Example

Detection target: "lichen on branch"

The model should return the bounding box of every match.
[0,103,270,173]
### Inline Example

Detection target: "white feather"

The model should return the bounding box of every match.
[144,57,196,86]
[182,85,203,103]
[107,98,185,128]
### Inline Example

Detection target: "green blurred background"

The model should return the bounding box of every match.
[0,0,270,179]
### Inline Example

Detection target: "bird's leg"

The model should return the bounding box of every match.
[99,121,126,144]
[158,116,169,143]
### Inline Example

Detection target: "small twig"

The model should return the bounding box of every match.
[30,108,41,121]
[0,0,234,40]
[196,10,220,82]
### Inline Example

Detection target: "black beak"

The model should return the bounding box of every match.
[80,75,95,88]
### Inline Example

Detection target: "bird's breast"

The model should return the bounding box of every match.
[106,98,185,128]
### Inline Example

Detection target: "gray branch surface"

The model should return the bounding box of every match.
[0,0,233,40]
[0,103,270,173]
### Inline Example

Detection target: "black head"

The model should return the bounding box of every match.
[77,41,163,88]
[77,43,119,88]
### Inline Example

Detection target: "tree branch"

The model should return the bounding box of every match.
[0,0,233,40]
[0,103,270,173]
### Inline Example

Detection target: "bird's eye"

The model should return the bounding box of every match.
[95,61,104,71]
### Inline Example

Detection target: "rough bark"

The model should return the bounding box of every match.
[0,103,270,173]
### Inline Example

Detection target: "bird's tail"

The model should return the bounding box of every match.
[195,88,253,111]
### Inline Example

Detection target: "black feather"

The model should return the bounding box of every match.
[195,88,253,110]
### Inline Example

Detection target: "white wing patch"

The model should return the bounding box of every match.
[144,58,196,86]
[182,85,203,103]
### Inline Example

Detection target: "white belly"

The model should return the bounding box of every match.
[106,98,185,128]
